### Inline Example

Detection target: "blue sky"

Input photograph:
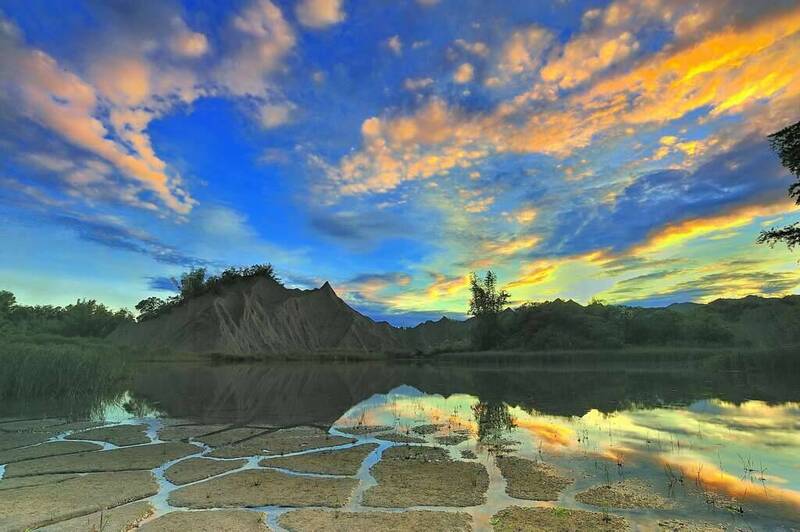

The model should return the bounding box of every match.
[1,0,799,325]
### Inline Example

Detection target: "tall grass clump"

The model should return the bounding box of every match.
[0,334,129,403]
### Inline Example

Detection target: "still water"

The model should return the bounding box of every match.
[1,360,799,530]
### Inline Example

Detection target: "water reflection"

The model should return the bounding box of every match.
[334,387,800,528]
[125,361,800,425]
[3,359,799,529]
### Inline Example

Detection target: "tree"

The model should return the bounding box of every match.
[468,271,510,350]
[0,290,16,315]
[135,297,166,321]
[173,267,207,301]
[758,120,800,249]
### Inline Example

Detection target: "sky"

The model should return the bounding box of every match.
[1,0,799,326]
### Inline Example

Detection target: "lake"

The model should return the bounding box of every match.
[1,358,799,530]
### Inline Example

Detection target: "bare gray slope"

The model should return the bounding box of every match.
[109,278,413,356]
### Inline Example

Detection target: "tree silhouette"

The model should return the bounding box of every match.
[468,270,510,350]
[758,120,800,249]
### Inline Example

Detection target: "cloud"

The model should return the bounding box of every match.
[324,3,800,200]
[0,18,194,214]
[453,63,474,84]
[494,26,552,80]
[454,39,488,57]
[295,0,345,29]
[49,211,202,266]
[217,0,296,96]
[555,136,793,256]
[540,31,638,89]
[404,77,434,91]
[168,18,209,58]
[386,35,403,55]
[259,102,294,128]
[146,276,177,292]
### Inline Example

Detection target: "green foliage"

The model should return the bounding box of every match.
[0,333,129,415]
[135,263,281,321]
[0,293,134,338]
[135,296,167,321]
[759,119,800,248]
[468,271,510,350]
[496,298,741,350]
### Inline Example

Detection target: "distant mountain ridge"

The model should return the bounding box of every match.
[109,276,800,356]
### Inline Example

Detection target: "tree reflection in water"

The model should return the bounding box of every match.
[472,401,517,455]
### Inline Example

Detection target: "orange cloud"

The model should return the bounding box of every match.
[631,202,794,255]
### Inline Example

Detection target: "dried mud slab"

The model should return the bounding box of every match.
[363,445,489,508]
[164,456,247,485]
[0,440,101,464]
[658,520,726,531]
[575,479,671,510]
[336,425,392,435]
[210,426,354,458]
[196,427,268,447]
[3,441,198,477]
[261,443,377,475]
[158,423,229,441]
[435,434,470,445]
[377,432,427,444]
[39,500,153,531]
[280,509,472,531]
[0,473,79,491]
[140,509,270,531]
[169,469,357,508]
[490,506,629,532]
[0,431,56,452]
[0,418,66,432]
[67,424,150,446]
[411,424,443,435]
[496,456,572,501]
[0,470,157,530]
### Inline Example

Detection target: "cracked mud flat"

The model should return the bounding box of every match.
[495,456,572,501]
[279,509,473,531]
[157,423,229,441]
[657,519,727,531]
[38,500,153,531]
[209,426,355,458]
[164,456,248,485]
[374,432,427,443]
[261,443,378,475]
[0,471,157,530]
[66,423,150,446]
[575,478,671,509]
[0,440,101,464]
[337,425,392,435]
[1,402,797,532]
[363,445,489,507]
[169,469,358,508]
[490,506,629,532]
[139,509,270,531]
[3,441,198,477]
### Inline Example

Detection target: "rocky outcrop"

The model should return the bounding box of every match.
[109,277,465,356]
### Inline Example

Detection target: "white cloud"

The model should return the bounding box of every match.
[386,35,403,55]
[259,102,294,128]
[295,0,346,29]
